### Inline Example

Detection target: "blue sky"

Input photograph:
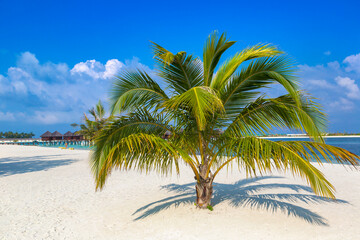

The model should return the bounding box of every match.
[0,0,359,136]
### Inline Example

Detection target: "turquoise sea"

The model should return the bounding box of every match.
[266,137,360,162]
[37,142,93,150]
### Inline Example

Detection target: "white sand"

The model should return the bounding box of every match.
[1,145,360,240]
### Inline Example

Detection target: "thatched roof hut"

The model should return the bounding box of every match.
[64,131,75,140]
[52,131,63,137]
[40,131,52,138]
[63,131,74,137]
[63,131,83,140]
[40,131,53,141]
[51,131,63,140]
[72,131,83,140]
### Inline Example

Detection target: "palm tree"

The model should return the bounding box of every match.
[78,100,108,141]
[70,123,79,129]
[91,32,359,209]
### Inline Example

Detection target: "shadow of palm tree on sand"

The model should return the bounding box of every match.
[133,176,347,225]
[0,155,77,176]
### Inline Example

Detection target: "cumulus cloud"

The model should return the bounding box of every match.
[29,111,81,125]
[71,58,125,80]
[71,60,107,80]
[0,74,13,94]
[0,111,15,121]
[307,79,334,89]
[16,52,39,69]
[335,76,360,99]
[103,59,124,79]
[329,98,355,111]
[0,52,152,124]
[344,53,360,74]
[299,53,360,113]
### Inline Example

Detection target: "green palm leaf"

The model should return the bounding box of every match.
[210,44,283,90]
[224,93,326,141]
[203,32,235,86]
[219,57,299,117]
[151,42,203,94]
[213,137,358,198]
[164,86,224,131]
[92,132,199,190]
[111,69,168,114]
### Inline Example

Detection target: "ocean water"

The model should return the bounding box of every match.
[266,137,360,162]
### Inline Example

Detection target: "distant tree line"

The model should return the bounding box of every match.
[0,131,35,139]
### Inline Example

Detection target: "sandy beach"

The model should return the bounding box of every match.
[1,145,360,240]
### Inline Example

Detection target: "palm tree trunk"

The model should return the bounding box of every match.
[195,163,214,208]
[195,178,213,208]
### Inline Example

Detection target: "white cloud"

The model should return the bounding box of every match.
[103,59,124,79]
[324,51,331,56]
[15,52,70,83]
[335,76,360,99]
[298,61,342,91]
[71,59,106,80]
[70,58,124,80]
[344,53,360,74]
[329,98,354,111]
[0,52,152,124]
[29,111,79,124]
[307,79,334,89]
[16,52,39,69]
[0,74,12,94]
[0,111,15,121]
[299,53,360,113]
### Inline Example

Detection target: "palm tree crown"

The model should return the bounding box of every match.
[91,32,359,208]
[78,100,108,141]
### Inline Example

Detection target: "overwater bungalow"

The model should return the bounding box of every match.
[40,131,84,142]
[63,131,83,141]
[73,132,83,141]
[51,131,63,141]
[63,131,75,140]
[40,131,52,141]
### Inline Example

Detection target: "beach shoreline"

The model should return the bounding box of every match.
[1,145,360,239]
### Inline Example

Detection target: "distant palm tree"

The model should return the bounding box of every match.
[91,32,359,208]
[78,100,109,141]
[70,123,79,129]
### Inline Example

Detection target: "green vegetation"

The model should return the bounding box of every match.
[90,32,359,209]
[0,131,35,139]
[77,100,110,141]
[207,205,214,211]
[327,133,360,136]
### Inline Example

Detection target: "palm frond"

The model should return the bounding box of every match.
[224,93,326,141]
[110,69,168,114]
[164,86,224,131]
[151,42,203,94]
[92,132,199,190]
[203,31,235,86]
[214,137,359,198]
[219,56,299,116]
[102,108,173,140]
[95,100,105,119]
[210,44,283,90]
